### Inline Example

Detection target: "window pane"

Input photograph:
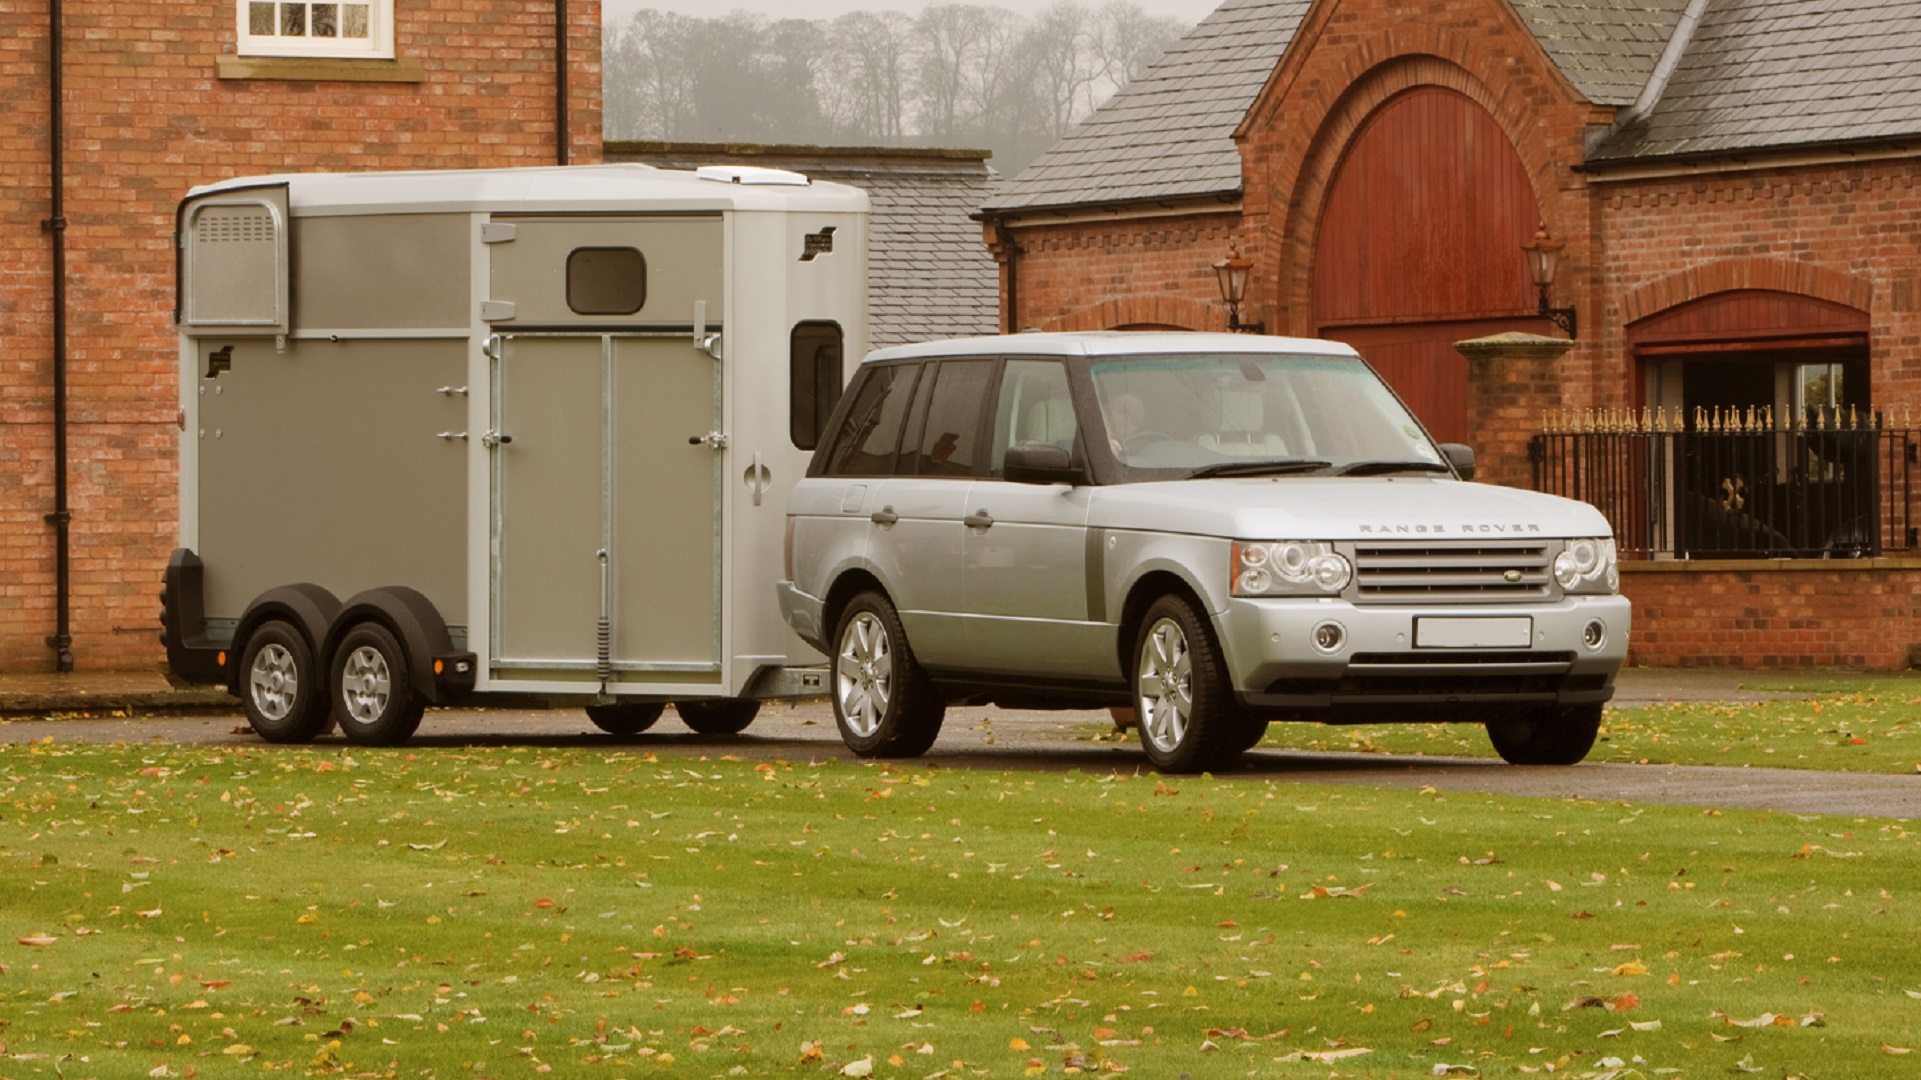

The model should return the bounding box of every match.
[312,3,338,36]
[565,248,647,316]
[906,360,995,477]
[342,3,369,37]
[823,365,919,477]
[280,3,306,36]
[789,321,844,451]
[249,2,276,35]
[991,360,1075,475]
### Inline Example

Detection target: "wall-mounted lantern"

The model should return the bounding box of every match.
[1213,245,1264,334]
[1521,224,1577,339]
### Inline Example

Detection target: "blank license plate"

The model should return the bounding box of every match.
[1415,616,1532,649]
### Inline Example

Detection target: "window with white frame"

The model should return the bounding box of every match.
[238,0,393,58]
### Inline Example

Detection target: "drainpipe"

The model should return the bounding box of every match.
[44,0,73,672]
[994,221,1021,332]
[555,0,569,165]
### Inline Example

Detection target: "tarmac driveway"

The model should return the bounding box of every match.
[4,693,1919,820]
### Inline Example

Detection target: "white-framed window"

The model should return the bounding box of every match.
[237,0,393,58]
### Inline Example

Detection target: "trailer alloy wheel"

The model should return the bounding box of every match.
[1485,703,1603,765]
[330,621,424,747]
[239,619,330,744]
[831,591,944,758]
[1133,593,1242,774]
[676,699,761,735]
[585,702,665,736]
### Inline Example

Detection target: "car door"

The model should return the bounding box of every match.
[866,359,996,667]
[960,359,1107,678]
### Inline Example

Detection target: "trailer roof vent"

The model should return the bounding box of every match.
[181,187,290,338]
[695,165,810,187]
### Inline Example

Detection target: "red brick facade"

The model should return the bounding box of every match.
[1,2,601,672]
[988,0,1921,668]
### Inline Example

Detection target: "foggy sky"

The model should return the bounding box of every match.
[604,0,1220,28]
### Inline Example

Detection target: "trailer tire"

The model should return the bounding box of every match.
[1486,703,1603,765]
[239,620,331,744]
[331,622,425,747]
[676,699,761,735]
[585,702,665,736]
[831,591,945,758]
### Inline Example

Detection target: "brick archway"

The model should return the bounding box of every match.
[1622,258,1873,326]
[1270,53,1568,339]
[1038,294,1218,333]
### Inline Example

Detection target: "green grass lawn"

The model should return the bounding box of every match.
[2,739,1918,1078]
[1220,676,1921,775]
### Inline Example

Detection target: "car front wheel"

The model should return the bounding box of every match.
[1486,703,1603,765]
[1134,593,1242,774]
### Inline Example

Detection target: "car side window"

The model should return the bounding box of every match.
[819,363,920,477]
[990,360,1076,476]
[898,359,995,477]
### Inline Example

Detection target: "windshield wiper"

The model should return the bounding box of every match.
[1188,459,1332,479]
[1333,460,1453,477]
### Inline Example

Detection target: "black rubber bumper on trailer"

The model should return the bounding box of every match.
[159,548,227,685]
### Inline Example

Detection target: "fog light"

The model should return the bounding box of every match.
[1582,619,1606,651]
[1312,621,1346,653]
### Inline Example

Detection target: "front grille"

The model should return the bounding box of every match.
[1351,540,1555,603]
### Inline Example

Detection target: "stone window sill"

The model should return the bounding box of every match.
[216,56,424,83]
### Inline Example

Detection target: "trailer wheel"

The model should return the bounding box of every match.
[1133,593,1242,774]
[831,591,945,757]
[676,699,761,735]
[1486,703,1602,765]
[331,622,425,747]
[239,620,331,744]
[585,702,665,736]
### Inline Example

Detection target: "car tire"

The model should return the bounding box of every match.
[1133,593,1243,774]
[239,620,331,744]
[330,621,425,747]
[585,702,665,736]
[676,699,761,735]
[831,591,945,758]
[1485,703,1603,765]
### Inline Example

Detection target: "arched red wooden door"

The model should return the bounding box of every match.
[1311,87,1547,443]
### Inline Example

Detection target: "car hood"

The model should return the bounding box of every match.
[1085,476,1612,541]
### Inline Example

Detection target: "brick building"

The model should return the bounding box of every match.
[980,0,1921,668]
[2,0,600,672]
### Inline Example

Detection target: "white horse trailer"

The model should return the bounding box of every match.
[161,164,868,745]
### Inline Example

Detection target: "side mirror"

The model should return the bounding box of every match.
[1439,443,1476,481]
[1003,443,1085,486]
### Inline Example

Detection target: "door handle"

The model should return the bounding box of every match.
[965,509,994,530]
[870,506,899,526]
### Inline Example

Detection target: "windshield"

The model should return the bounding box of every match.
[1089,352,1445,476]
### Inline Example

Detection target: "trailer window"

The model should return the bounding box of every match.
[566,247,647,315]
[820,364,919,477]
[790,321,844,450]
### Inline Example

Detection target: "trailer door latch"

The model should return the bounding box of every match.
[689,431,728,450]
[482,431,513,449]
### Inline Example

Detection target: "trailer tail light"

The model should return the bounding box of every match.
[217,651,227,667]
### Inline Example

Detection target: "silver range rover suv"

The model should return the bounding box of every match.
[777,332,1630,773]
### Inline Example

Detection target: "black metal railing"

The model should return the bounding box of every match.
[1529,407,1920,560]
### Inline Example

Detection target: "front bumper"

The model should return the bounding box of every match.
[1216,594,1631,712]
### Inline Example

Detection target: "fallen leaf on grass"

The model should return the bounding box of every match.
[17,936,57,946]
[1885,1045,1914,1055]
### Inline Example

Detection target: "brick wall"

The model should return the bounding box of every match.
[995,213,1244,333]
[0,1,601,672]
[1623,563,1921,668]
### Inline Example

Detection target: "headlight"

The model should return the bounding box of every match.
[1554,537,1619,595]
[1233,541,1352,596]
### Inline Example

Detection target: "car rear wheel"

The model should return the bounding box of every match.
[832,591,944,758]
[1486,703,1603,765]
[1134,593,1243,774]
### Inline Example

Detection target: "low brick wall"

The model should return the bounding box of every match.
[1622,560,1921,669]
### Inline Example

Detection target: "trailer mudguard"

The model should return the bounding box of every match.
[325,587,476,706]
[228,583,344,697]
[160,548,225,685]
